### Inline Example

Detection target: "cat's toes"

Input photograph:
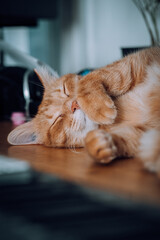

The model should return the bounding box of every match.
[97,103,117,125]
[77,94,117,125]
[85,129,117,163]
[77,79,117,125]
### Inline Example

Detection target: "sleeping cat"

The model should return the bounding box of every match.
[7,47,160,175]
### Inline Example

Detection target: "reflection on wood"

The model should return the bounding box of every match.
[0,122,160,206]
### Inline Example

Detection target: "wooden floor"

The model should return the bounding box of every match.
[0,121,160,206]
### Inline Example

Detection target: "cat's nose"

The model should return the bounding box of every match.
[71,100,80,113]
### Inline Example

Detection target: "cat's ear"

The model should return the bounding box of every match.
[7,121,41,145]
[34,66,58,87]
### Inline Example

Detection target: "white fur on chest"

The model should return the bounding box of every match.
[116,63,160,124]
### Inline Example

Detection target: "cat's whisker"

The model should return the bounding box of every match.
[72,118,79,131]
[75,120,79,131]
[71,121,75,130]
[29,80,44,89]
[71,117,81,132]
[64,128,70,135]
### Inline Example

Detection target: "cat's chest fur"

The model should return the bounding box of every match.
[114,63,160,126]
[115,84,149,125]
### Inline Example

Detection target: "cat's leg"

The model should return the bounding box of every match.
[77,83,117,125]
[77,56,145,124]
[85,125,144,163]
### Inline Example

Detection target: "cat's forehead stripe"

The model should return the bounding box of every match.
[42,105,63,124]
[44,114,53,119]
[54,89,61,93]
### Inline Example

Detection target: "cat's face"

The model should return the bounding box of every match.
[7,67,97,148]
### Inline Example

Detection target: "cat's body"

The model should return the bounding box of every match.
[8,47,160,174]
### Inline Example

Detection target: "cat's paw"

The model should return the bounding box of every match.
[85,129,117,163]
[77,82,117,125]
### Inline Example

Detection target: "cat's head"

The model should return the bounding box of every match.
[7,67,97,148]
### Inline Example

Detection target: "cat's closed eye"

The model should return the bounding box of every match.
[63,83,69,97]
[51,114,64,127]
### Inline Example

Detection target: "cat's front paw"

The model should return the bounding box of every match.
[77,82,117,125]
[85,129,117,163]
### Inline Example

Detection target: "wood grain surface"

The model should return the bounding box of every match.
[0,121,160,206]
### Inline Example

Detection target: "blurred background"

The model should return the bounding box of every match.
[1,0,160,76]
[1,0,160,121]
[1,0,160,172]
[1,2,160,239]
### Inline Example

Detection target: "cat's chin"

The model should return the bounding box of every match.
[65,109,98,148]
[72,109,87,131]
[73,109,98,132]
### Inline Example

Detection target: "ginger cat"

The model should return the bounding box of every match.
[8,47,160,175]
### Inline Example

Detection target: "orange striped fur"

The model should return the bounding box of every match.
[8,47,160,175]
